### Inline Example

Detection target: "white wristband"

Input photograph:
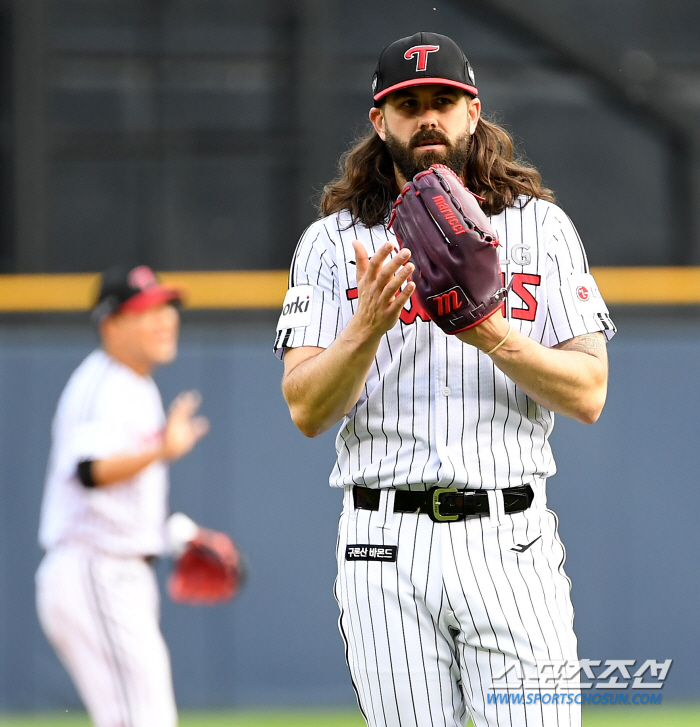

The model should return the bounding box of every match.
[485,325,512,355]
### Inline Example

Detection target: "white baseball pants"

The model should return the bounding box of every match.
[335,481,581,727]
[36,544,177,727]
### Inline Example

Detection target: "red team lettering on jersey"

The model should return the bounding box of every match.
[510,273,541,321]
[346,285,432,324]
[346,274,540,326]
[399,295,431,324]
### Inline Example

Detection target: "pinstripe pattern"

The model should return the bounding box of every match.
[275,198,615,492]
[277,196,609,727]
[335,484,581,727]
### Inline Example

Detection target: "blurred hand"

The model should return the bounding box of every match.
[161,391,210,461]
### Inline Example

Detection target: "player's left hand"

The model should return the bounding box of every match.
[161,391,210,461]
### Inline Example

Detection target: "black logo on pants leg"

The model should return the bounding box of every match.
[511,535,541,553]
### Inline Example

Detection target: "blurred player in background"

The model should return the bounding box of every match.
[276,32,615,727]
[36,265,209,727]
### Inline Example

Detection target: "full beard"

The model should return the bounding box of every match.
[384,127,472,183]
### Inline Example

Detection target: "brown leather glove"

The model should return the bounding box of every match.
[389,164,508,334]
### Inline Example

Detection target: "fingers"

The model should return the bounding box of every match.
[167,391,209,445]
[162,404,209,461]
[352,240,416,336]
[355,242,409,282]
[191,416,210,441]
[376,257,411,299]
[355,241,413,294]
[389,280,416,314]
[365,242,394,274]
[353,241,369,282]
[379,259,414,305]
[169,390,202,419]
[369,244,409,284]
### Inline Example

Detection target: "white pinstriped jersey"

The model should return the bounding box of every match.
[39,349,169,556]
[275,197,615,491]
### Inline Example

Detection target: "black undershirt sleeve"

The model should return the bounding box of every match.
[76,459,97,488]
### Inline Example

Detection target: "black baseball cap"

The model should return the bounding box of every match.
[92,264,182,322]
[372,32,477,106]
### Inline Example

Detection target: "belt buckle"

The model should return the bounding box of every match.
[429,487,459,522]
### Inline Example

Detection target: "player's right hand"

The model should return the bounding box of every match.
[161,391,210,461]
[351,241,415,339]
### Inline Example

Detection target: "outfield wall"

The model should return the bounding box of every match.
[0,311,698,709]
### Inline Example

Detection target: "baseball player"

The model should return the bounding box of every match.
[275,32,615,727]
[36,265,209,727]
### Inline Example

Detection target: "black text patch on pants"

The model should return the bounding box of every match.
[345,545,397,562]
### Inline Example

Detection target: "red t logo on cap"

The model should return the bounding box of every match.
[404,44,440,72]
[128,265,157,290]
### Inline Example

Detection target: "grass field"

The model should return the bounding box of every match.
[0,706,698,726]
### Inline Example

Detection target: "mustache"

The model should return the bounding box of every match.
[409,129,452,150]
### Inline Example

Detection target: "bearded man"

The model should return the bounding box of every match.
[275,32,615,727]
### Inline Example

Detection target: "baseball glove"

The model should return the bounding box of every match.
[167,513,246,606]
[388,164,508,334]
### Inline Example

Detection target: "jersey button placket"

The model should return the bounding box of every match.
[433,336,454,481]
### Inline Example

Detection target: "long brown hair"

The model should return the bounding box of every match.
[321,114,555,227]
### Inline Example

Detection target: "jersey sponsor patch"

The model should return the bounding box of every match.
[276,285,313,330]
[345,544,398,562]
[567,273,609,317]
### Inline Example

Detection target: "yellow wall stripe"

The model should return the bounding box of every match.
[0,271,289,312]
[160,271,289,309]
[0,267,699,312]
[591,267,700,305]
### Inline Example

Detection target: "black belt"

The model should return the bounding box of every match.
[353,484,534,523]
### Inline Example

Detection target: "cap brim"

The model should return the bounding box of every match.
[374,78,478,104]
[118,286,182,313]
